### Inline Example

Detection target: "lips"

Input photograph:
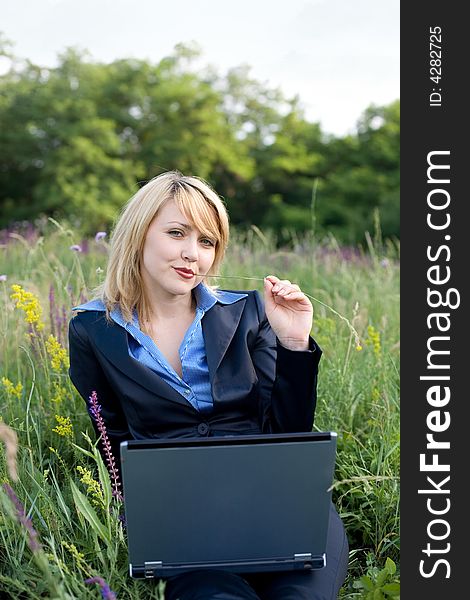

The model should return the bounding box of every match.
[173,267,195,279]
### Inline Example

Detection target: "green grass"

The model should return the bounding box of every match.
[0,219,400,599]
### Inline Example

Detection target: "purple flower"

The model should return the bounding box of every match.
[84,576,117,600]
[2,483,41,552]
[95,231,107,242]
[88,391,123,502]
[70,244,82,252]
[0,274,7,282]
[118,512,127,529]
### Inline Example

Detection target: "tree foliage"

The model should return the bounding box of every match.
[0,42,399,243]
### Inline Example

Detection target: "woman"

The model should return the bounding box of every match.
[68,171,349,599]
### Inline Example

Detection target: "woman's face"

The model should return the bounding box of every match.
[141,199,217,300]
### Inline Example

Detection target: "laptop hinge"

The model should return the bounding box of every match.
[144,561,162,578]
[294,553,312,561]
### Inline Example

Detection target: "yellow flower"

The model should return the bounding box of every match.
[10,284,45,331]
[365,325,382,357]
[62,541,89,576]
[45,335,70,371]
[49,446,67,471]
[76,465,104,507]
[1,377,23,399]
[62,541,85,563]
[52,415,73,437]
[45,552,70,575]
[371,387,381,402]
[51,382,67,404]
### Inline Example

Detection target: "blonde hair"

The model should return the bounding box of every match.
[93,171,230,327]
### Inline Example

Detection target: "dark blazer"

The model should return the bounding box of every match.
[68,290,322,473]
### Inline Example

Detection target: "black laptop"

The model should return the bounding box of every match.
[120,431,337,578]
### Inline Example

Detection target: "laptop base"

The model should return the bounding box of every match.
[130,553,326,578]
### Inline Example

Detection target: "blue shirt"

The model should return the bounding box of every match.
[72,283,247,413]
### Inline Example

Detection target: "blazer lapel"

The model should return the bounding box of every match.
[90,316,192,407]
[83,297,246,406]
[202,299,246,381]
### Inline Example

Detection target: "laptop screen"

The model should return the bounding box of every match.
[120,431,337,577]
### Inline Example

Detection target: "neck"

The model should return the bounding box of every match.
[144,291,196,323]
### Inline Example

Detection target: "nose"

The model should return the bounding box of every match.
[181,234,198,263]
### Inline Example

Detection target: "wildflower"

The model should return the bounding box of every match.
[10,284,45,330]
[62,541,85,563]
[62,541,89,575]
[49,447,68,471]
[0,423,18,481]
[365,325,382,357]
[0,274,7,282]
[371,388,381,402]
[45,335,70,371]
[1,377,23,399]
[45,552,70,575]
[355,344,363,352]
[84,576,117,600]
[88,391,123,501]
[95,231,107,242]
[70,244,82,252]
[76,465,104,507]
[51,382,67,404]
[2,483,41,552]
[52,415,73,437]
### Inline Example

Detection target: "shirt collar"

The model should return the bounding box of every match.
[193,282,247,312]
[72,283,247,320]
[72,298,106,312]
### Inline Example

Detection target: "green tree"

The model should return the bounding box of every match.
[314,101,400,243]
[215,65,326,231]
[0,40,399,244]
[0,49,137,230]
[99,44,254,184]
[0,44,257,233]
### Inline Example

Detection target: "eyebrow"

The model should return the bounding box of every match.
[166,221,192,230]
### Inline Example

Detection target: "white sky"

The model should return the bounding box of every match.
[0,0,399,137]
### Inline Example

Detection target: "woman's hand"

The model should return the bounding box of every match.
[263,275,313,351]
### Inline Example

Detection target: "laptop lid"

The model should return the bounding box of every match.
[120,431,337,578]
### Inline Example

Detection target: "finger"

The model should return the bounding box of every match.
[277,292,313,310]
[263,278,278,304]
[272,284,301,295]
[274,287,297,296]
[277,291,306,301]
[272,279,292,292]
[265,275,280,285]
[264,279,275,298]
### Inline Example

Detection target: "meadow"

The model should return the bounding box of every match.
[0,219,400,599]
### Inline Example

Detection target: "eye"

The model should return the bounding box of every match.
[200,237,215,247]
[168,229,184,237]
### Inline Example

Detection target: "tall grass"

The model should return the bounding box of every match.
[0,219,400,598]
